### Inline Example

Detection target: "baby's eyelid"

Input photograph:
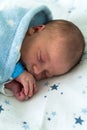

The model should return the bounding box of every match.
[38,51,44,63]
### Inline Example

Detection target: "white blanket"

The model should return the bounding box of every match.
[0,0,87,130]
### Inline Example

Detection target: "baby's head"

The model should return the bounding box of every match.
[21,19,85,80]
[46,20,85,71]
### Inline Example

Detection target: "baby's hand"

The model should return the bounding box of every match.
[5,80,26,101]
[15,71,38,100]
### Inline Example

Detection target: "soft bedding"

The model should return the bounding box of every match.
[0,0,87,130]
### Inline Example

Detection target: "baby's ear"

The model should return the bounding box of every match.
[26,28,35,36]
[26,25,45,36]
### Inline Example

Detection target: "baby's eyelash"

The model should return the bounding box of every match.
[38,51,44,63]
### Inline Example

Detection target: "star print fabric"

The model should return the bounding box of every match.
[0,0,87,130]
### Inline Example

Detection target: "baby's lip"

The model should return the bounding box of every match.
[32,73,40,80]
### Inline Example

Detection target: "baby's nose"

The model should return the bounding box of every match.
[32,65,43,80]
[33,65,43,75]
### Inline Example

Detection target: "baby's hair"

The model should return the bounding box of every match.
[45,19,85,72]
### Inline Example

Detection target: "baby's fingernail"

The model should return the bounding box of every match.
[25,97,28,100]
[25,93,27,96]
[25,91,28,96]
[29,94,32,97]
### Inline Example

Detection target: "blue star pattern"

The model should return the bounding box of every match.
[44,95,47,98]
[60,91,63,95]
[75,116,84,125]
[82,108,87,114]
[0,105,4,113]
[4,100,10,105]
[68,7,75,14]
[44,81,49,87]
[48,117,51,121]
[51,112,56,117]
[78,75,82,79]
[22,122,30,130]
[46,111,57,121]
[50,84,59,90]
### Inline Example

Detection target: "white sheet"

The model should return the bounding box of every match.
[0,0,87,130]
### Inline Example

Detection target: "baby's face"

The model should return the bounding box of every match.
[21,26,69,80]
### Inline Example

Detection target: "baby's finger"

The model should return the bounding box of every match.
[22,82,29,96]
[15,89,26,101]
[33,83,38,94]
[28,80,34,98]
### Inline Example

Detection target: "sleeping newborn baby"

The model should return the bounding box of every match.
[5,19,85,101]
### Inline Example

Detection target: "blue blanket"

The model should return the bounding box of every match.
[0,5,52,84]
